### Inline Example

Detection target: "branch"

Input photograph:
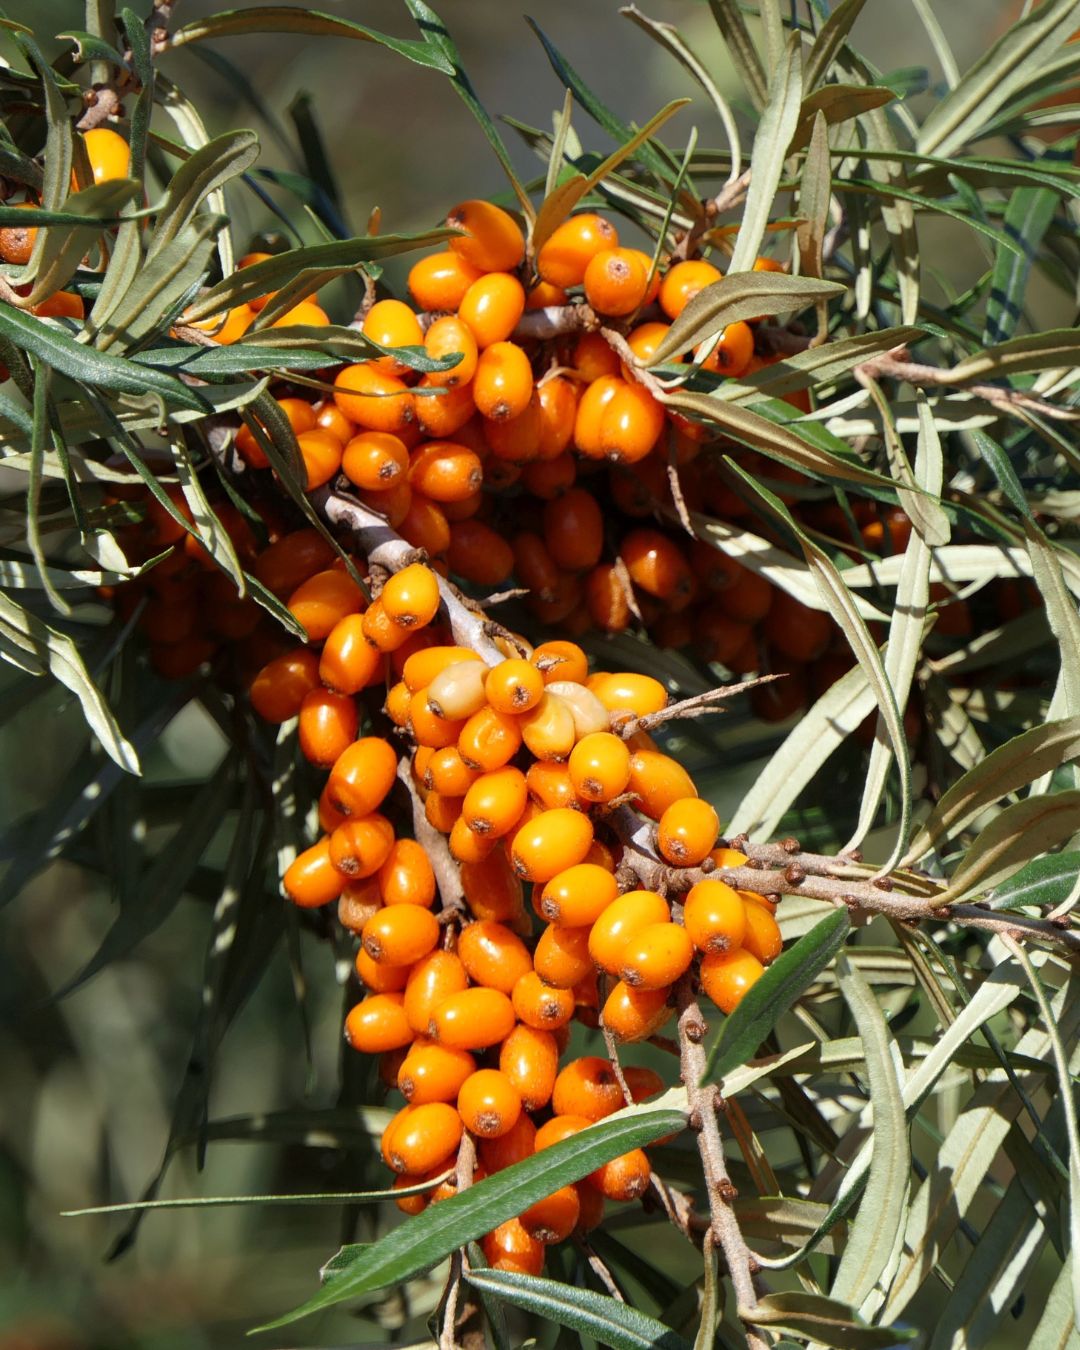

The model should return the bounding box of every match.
[440,1131,477,1350]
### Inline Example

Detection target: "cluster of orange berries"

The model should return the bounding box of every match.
[238,535,783,1273]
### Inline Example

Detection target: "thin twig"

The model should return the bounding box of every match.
[574,1236,627,1301]
[440,1132,477,1350]
[397,758,464,922]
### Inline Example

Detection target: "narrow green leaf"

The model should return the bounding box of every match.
[748,1292,916,1347]
[984,184,1060,345]
[57,28,126,68]
[27,363,70,617]
[149,129,260,257]
[797,112,831,285]
[258,1101,687,1328]
[1025,1255,1080,1350]
[704,910,851,1082]
[705,0,768,108]
[792,85,895,151]
[804,0,870,89]
[168,434,244,593]
[988,851,1080,912]
[948,327,1080,383]
[465,1270,693,1350]
[715,327,926,405]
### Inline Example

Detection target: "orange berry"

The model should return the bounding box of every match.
[403,644,477,692]
[658,258,722,319]
[83,126,130,182]
[511,807,594,883]
[447,519,515,586]
[425,790,464,833]
[623,320,671,369]
[519,1184,581,1243]
[598,381,665,464]
[532,640,588,686]
[420,316,478,391]
[356,478,414,530]
[573,374,621,458]
[426,745,481,796]
[329,813,396,879]
[627,750,696,820]
[398,1038,476,1104]
[552,1056,625,1121]
[249,647,321,723]
[354,945,409,995]
[283,836,345,908]
[447,199,525,273]
[519,692,577,763]
[539,864,618,927]
[575,1183,606,1232]
[338,875,382,934]
[341,430,410,492]
[526,278,568,308]
[512,533,561,602]
[479,1112,537,1174]
[742,897,783,964]
[457,1068,522,1138]
[536,376,578,459]
[619,921,694,989]
[457,919,532,994]
[408,249,483,311]
[683,879,747,953]
[461,852,524,924]
[458,270,526,348]
[457,704,523,772]
[567,732,631,804]
[624,1065,665,1103]
[602,980,672,1042]
[525,760,580,813]
[315,401,355,442]
[588,890,670,975]
[584,563,631,633]
[542,488,604,571]
[482,1218,545,1275]
[378,838,436,909]
[462,767,529,839]
[344,992,413,1053]
[429,987,516,1049]
[762,590,833,664]
[326,737,398,818]
[363,903,439,965]
[253,528,335,599]
[415,376,477,439]
[522,453,576,499]
[333,364,415,434]
[572,331,621,383]
[700,948,765,1014]
[403,951,469,1035]
[319,614,383,694]
[714,563,773,623]
[621,529,694,606]
[270,298,329,328]
[583,246,654,316]
[361,298,424,375]
[0,200,38,266]
[512,970,575,1030]
[534,1114,591,1152]
[696,320,754,377]
[588,1148,652,1201]
[448,814,498,864]
[298,688,359,766]
[381,562,442,631]
[590,671,668,719]
[537,212,620,288]
[409,440,483,503]
[385,1101,463,1175]
[533,923,594,989]
[385,680,413,728]
[287,568,365,642]
[657,797,719,866]
[473,341,533,421]
[361,598,411,654]
[484,658,544,715]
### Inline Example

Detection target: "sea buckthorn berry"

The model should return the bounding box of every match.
[329,813,396,878]
[482,1218,545,1276]
[249,647,321,723]
[421,314,478,388]
[398,1039,476,1104]
[315,401,354,441]
[624,1065,665,1103]
[288,568,365,642]
[527,573,581,627]
[533,923,594,989]
[584,564,631,632]
[379,838,436,908]
[548,682,612,740]
[427,659,488,720]
[479,1113,537,1174]
[408,249,483,311]
[575,1183,606,1233]
[536,375,578,459]
[619,921,695,989]
[426,745,480,796]
[354,945,409,994]
[537,212,620,288]
[283,836,346,908]
[338,875,382,933]
[658,258,722,319]
[534,1114,591,1152]
[344,992,412,1053]
[458,704,522,771]
[522,453,576,499]
[572,331,621,384]
[700,948,765,1015]
[698,605,753,666]
[357,478,414,529]
[0,200,38,266]
[588,890,671,975]
[398,493,451,558]
[683,879,747,953]
[385,680,412,728]
[512,970,575,1029]
[430,987,516,1049]
[532,640,588,686]
[552,1056,625,1121]
[602,980,672,1042]
[589,1148,652,1201]
[458,270,526,347]
[341,430,409,491]
[624,320,672,370]
[361,298,424,375]
[409,440,483,503]
[473,341,534,421]
[403,644,477,691]
[457,919,532,993]
[526,761,580,813]
[448,519,515,586]
[189,304,254,345]
[253,528,335,599]
[568,732,631,804]
[462,767,528,838]
[657,797,720,866]
[381,562,441,631]
[425,790,464,833]
[83,125,131,182]
[403,951,469,1035]
[714,563,773,623]
[363,901,439,965]
[583,246,653,316]
[590,671,669,719]
[485,658,544,715]
[540,864,618,927]
[447,199,525,273]
[742,898,783,964]
[710,846,750,870]
[599,381,665,464]
[333,364,415,434]
[415,375,477,439]
[361,598,411,653]
[519,1184,581,1244]
[386,1101,463,1175]
[520,693,577,763]
[270,297,329,328]
[512,533,560,602]
[762,590,833,664]
[393,1174,431,1216]
[458,1068,522,1138]
[326,738,398,818]
[526,278,568,308]
[448,814,498,864]
[298,688,359,766]
[696,320,754,377]
[627,750,697,819]
[573,374,622,459]
[621,529,694,605]
[319,614,382,694]
[461,852,523,924]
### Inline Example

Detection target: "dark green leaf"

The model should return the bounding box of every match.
[149,129,260,257]
[704,910,851,1081]
[805,0,871,89]
[989,851,1080,912]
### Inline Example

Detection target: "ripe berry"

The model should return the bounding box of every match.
[361,598,412,653]
[520,1184,582,1244]
[621,529,694,606]
[399,493,452,555]
[283,836,346,908]
[658,258,722,319]
[339,876,382,934]
[429,987,516,1049]
[533,923,594,989]
[447,519,515,585]
[354,946,409,995]
[447,199,525,273]
[83,126,131,182]
[520,692,577,762]
[288,568,365,642]
[482,1218,545,1275]
[457,1068,522,1137]
[627,750,697,819]
[568,731,631,804]
[588,890,671,975]
[457,919,533,994]
[342,430,410,491]
[532,640,589,686]
[363,902,440,965]
[590,671,668,719]
[525,760,580,812]
[473,341,534,421]
[536,376,578,459]
[583,246,654,316]
[423,314,479,387]
[379,838,437,908]
[381,562,442,630]
[479,1113,537,1173]
[588,1148,652,1201]
[319,614,382,694]
[696,320,754,377]
[601,981,672,1042]
[398,1039,476,1104]
[329,813,396,878]
[462,767,529,838]
[409,440,484,503]
[298,688,358,766]
[326,737,399,817]
[361,298,424,375]
[408,249,483,311]
[700,948,765,1014]
[534,1114,591,1151]
[333,364,415,434]
[461,851,524,924]
[657,797,720,866]
[426,745,480,796]
[598,380,665,463]
[512,970,575,1029]
[552,1056,625,1120]
[619,921,694,989]
[403,950,469,1035]
[499,1024,559,1112]
[539,863,618,927]
[458,270,526,347]
[683,879,747,953]
[253,528,335,599]
[511,807,594,882]
[741,897,783,964]
[537,212,619,288]
[250,647,321,723]
[485,658,545,714]
[457,704,523,771]
[344,993,413,1053]
[385,1101,463,1174]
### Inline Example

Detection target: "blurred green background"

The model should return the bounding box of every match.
[0,1,1022,1346]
